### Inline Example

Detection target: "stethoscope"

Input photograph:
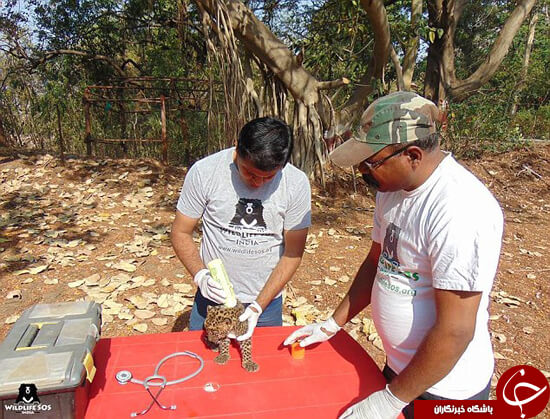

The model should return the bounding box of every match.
[115,351,204,417]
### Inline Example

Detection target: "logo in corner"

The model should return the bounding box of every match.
[3,383,52,415]
[16,384,40,404]
[496,365,549,418]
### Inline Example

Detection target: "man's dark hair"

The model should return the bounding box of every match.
[410,132,440,152]
[236,117,293,171]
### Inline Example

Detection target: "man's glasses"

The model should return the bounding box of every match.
[360,144,412,171]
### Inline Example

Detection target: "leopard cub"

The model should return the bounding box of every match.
[204,302,259,372]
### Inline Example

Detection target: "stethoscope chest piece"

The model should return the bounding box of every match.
[115,370,133,385]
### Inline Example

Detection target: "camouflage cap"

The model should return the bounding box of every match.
[330,91,442,167]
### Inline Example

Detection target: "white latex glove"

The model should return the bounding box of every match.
[194,268,227,304]
[283,317,341,347]
[237,301,263,341]
[339,385,407,419]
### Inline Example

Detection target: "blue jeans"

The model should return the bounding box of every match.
[188,291,283,331]
[382,365,491,419]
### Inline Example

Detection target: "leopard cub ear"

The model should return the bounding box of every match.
[207,305,212,313]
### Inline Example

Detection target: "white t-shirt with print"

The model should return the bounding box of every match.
[177,148,311,303]
[371,153,503,399]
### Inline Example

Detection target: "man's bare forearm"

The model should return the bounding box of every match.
[256,255,302,309]
[332,256,378,326]
[171,230,205,278]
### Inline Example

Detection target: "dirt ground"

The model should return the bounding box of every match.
[1,144,549,414]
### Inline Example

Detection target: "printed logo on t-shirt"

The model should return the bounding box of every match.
[217,197,271,254]
[229,198,267,229]
[383,223,401,264]
[377,222,420,296]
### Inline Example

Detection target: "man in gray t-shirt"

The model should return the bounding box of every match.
[171,117,311,340]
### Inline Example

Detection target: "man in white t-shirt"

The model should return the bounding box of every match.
[284,92,503,419]
[172,117,311,340]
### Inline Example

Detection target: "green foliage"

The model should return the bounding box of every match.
[444,100,525,158]
[513,106,550,141]
[445,2,549,155]
[0,0,547,166]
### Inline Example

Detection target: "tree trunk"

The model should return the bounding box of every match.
[390,47,405,91]
[402,0,422,90]
[327,0,390,138]
[0,115,9,147]
[195,0,321,106]
[510,12,538,116]
[194,0,390,179]
[424,0,445,103]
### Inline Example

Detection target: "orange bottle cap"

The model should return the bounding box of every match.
[291,342,305,359]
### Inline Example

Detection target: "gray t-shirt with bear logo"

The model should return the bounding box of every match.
[177,147,311,303]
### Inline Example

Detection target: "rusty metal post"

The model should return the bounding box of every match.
[84,88,92,157]
[161,95,167,163]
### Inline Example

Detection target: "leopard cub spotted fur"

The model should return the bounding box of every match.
[204,302,259,372]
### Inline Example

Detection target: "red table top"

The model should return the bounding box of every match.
[85,326,390,418]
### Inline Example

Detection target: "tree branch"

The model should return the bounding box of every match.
[443,0,537,101]
[30,49,127,76]
[195,0,321,106]
[318,78,350,90]
[334,0,391,128]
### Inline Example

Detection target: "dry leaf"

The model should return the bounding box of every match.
[134,309,155,319]
[133,323,148,333]
[84,273,101,286]
[28,265,49,275]
[142,279,156,287]
[372,336,384,351]
[289,296,308,307]
[6,290,22,299]
[500,298,521,307]
[291,308,308,326]
[127,295,150,310]
[113,260,137,272]
[173,283,193,294]
[68,279,85,288]
[157,294,170,308]
[5,315,19,324]
[44,278,59,285]
[160,308,177,316]
[13,269,30,276]
[152,318,168,326]
[324,278,337,286]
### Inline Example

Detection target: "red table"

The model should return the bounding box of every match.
[85,326,390,418]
